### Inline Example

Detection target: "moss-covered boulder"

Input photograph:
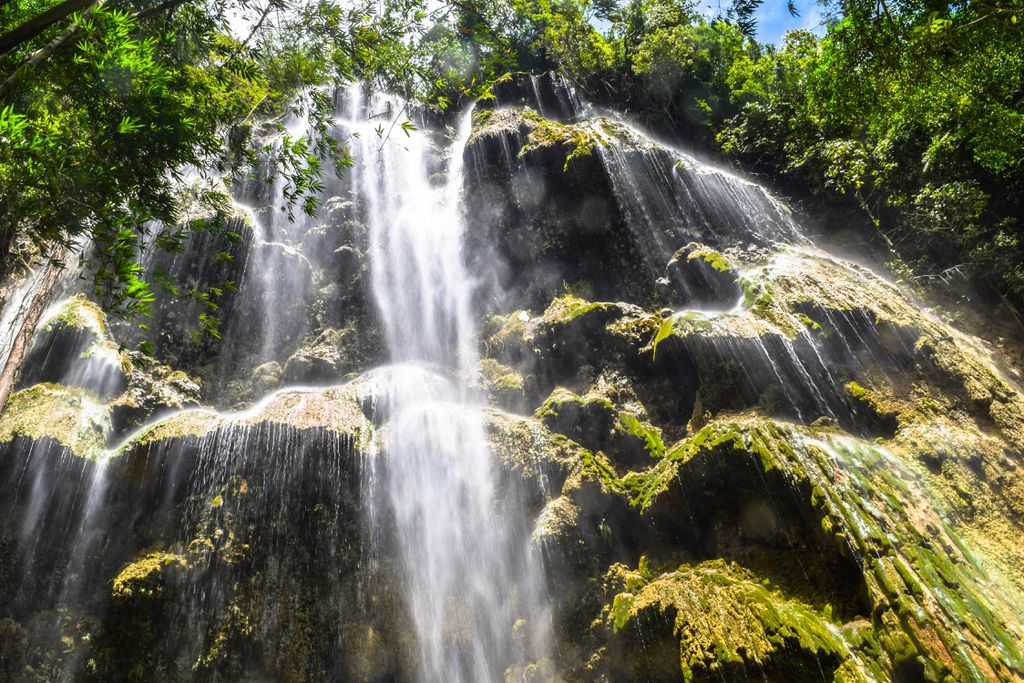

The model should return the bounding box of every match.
[535,376,664,469]
[597,559,853,681]
[0,383,109,459]
[20,295,130,400]
[108,357,202,436]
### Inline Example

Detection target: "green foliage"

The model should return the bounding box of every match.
[0,0,420,347]
[448,0,1024,306]
[714,0,1024,302]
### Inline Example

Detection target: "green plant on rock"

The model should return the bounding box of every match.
[617,411,665,458]
[600,559,853,680]
[520,110,598,171]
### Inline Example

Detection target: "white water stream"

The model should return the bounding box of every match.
[338,85,551,681]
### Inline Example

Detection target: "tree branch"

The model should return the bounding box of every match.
[0,0,95,56]
[0,8,90,101]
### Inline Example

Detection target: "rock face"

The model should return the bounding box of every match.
[2,77,1024,682]
[462,95,800,310]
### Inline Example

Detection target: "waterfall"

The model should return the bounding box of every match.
[5,75,1024,682]
[338,85,551,680]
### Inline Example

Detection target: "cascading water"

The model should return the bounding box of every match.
[4,73,1024,682]
[337,85,551,680]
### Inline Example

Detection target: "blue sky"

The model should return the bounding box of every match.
[694,0,828,44]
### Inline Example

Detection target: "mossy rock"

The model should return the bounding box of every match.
[108,356,202,436]
[124,382,371,453]
[111,551,188,602]
[478,358,527,411]
[0,383,109,459]
[21,295,130,399]
[484,408,577,500]
[535,377,664,468]
[542,408,1024,679]
[597,559,852,681]
[659,243,743,309]
[282,327,360,385]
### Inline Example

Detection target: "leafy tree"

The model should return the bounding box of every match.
[0,0,427,410]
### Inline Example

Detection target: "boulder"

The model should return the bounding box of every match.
[20,295,129,399]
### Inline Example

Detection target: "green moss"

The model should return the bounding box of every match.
[687,247,734,273]
[111,552,187,601]
[520,110,597,171]
[0,383,109,459]
[478,358,525,395]
[541,294,611,325]
[617,411,665,458]
[796,312,822,331]
[603,559,851,679]
[42,294,107,337]
[471,108,493,128]
[535,387,584,419]
[483,309,532,355]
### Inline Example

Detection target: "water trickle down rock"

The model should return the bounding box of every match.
[466,86,1024,681]
[1,76,1024,682]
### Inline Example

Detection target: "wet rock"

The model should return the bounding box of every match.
[464,107,651,307]
[20,295,129,399]
[127,202,255,370]
[658,243,744,309]
[282,327,361,384]
[464,106,800,309]
[480,71,584,122]
[0,618,28,682]
[108,358,202,436]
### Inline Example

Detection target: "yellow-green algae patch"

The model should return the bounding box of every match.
[41,294,107,338]
[557,412,1024,680]
[0,383,109,459]
[112,552,188,601]
[601,559,857,681]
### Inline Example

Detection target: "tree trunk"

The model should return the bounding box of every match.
[0,250,65,415]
